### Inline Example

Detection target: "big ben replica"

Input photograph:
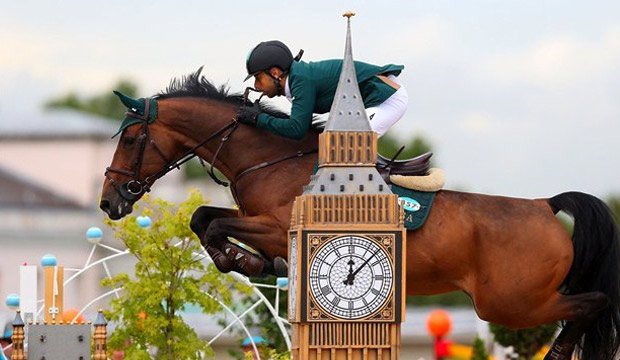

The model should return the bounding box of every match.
[288,13,406,360]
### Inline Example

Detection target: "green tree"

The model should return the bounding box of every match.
[46,79,138,120]
[407,292,474,307]
[607,195,620,226]
[489,323,557,360]
[378,132,433,160]
[223,275,288,360]
[102,191,252,360]
[470,336,490,360]
[244,349,290,360]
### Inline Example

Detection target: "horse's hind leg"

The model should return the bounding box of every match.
[542,292,610,360]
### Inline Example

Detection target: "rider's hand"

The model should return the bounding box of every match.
[236,100,261,126]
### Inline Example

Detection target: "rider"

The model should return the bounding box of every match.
[236,40,408,139]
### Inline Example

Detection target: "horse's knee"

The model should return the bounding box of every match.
[190,206,212,239]
[203,219,227,247]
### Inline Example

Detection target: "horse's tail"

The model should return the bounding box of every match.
[548,191,620,360]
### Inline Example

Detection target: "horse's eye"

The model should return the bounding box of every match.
[123,136,136,147]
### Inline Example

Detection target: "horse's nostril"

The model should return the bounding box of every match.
[100,199,111,213]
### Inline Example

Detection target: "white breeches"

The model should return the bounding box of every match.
[369,74,408,138]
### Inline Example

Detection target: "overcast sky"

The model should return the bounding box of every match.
[1,1,619,199]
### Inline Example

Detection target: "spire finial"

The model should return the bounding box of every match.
[342,11,356,19]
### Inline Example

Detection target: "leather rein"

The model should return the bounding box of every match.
[105,97,317,212]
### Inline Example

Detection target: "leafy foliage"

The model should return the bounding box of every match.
[607,195,620,226]
[223,275,288,359]
[489,323,557,360]
[407,291,474,307]
[102,191,252,360]
[45,79,138,120]
[470,336,490,360]
[244,348,291,360]
[378,133,433,161]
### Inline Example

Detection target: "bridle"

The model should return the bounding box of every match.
[104,95,317,213]
[105,97,238,202]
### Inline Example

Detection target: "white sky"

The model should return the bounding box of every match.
[1,1,619,199]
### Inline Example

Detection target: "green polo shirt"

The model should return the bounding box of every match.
[256,60,404,139]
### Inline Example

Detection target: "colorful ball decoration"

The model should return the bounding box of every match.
[62,308,85,324]
[137,311,147,329]
[41,254,58,267]
[86,227,103,244]
[5,293,20,310]
[427,309,452,338]
[137,216,152,228]
[276,277,289,290]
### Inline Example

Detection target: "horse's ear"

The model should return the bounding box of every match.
[113,90,142,110]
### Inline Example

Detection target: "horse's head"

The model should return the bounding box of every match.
[100,91,177,220]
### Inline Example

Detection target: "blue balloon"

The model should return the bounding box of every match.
[5,293,19,308]
[41,254,57,267]
[137,216,152,228]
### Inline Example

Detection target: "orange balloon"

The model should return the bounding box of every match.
[62,308,85,324]
[427,309,452,337]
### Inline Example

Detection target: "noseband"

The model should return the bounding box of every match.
[105,98,239,202]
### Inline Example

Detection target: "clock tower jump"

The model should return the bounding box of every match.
[287,12,407,360]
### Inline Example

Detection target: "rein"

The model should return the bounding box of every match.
[105,98,239,202]
[230,147,317,214]
[105,97,317,212]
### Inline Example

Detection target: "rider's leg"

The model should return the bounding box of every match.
[370,75,408,138]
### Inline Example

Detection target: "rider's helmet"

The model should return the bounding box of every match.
[244,40,296,81]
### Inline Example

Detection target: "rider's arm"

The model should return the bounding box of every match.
[256,82,316,140]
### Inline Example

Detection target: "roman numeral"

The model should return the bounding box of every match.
[332,297,340,306]
[371,288,380,296]
[374,275,384,281]
[321,286,331,295]
[348,301,354,310]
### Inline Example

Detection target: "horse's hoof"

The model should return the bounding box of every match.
[273,257,288,277]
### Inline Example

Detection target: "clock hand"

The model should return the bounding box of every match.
[346,248,381,285]
[343,257,355,285]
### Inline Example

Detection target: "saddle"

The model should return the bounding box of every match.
[376,151,432,184]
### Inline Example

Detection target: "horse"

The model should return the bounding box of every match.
[99,69,620,360]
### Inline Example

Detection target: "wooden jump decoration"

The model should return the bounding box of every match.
[7,256,108,360]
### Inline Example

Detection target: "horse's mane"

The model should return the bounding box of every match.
[156,66,289,118]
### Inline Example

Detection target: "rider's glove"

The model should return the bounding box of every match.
[236,101,261,126]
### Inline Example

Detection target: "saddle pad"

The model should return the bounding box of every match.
[391,184,436,230]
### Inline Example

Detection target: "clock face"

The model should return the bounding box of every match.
[309,235,393,320]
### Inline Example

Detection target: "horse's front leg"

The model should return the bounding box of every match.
[191,207,287,277]
[190,206,245,274]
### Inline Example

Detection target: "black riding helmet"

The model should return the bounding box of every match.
[244,40,303,81]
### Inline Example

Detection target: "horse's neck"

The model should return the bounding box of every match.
[162,98,317,183]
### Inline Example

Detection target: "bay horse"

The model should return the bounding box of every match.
[99,69,619,360]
